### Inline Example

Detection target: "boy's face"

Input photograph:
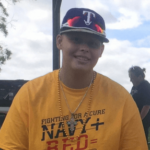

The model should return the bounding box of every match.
[57,32,104,72]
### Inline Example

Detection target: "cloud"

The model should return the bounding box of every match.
[1,0,150,94]
[0,0,53,80]
[107,8,142,29]
[20,24,52,41]
[77,0,117,23]
[78,0,150,30]
[0,35,52,80]
[94,39,150,91]
[27,9,50,21]
[136,36,150,47]
[108,0,150,20]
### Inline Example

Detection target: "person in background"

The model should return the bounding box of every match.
[129,66,150,143]
[0,8,148,150]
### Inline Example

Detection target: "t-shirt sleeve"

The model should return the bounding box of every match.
[119,94,148,150]
[0,84,29,150]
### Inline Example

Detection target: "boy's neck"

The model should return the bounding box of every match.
[59,68,94,89]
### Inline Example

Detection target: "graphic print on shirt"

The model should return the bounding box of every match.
[41,109,105,150]
[130,89,138,96]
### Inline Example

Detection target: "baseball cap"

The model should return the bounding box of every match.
[60,8,109,43]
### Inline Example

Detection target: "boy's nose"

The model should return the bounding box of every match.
[79,43,90,52]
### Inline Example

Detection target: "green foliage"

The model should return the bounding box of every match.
[0,2,8,16]
[0,2,8,36]
[0,0,18,71]
[0,46,12,65]
[0,22,8,36]
[12,0,20,3]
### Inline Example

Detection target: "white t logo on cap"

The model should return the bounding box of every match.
[83,11,96,25]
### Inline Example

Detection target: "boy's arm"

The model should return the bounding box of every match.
[141,105,150,120]
[120,94,148,150]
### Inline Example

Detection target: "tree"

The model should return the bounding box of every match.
[0,0,20,71]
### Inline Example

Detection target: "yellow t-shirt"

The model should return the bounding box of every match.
[0,70,148,150]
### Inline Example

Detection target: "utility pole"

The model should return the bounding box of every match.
[52,0,62,70]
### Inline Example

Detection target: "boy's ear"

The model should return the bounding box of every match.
[56,34,62,50]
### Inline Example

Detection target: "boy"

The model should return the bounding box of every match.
[0,8,148,150]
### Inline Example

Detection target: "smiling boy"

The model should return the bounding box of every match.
[0,8,148,150]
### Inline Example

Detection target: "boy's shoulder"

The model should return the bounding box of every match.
[97,73,130,97]
[22,70,59,90]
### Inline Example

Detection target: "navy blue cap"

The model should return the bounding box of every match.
[60,8,109,43]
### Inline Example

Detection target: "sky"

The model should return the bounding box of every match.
[0,0,150,92]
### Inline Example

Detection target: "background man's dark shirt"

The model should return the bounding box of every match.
[131,80,150,122]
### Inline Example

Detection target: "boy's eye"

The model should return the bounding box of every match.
[88,42,100,49]
[71,37,82,44]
